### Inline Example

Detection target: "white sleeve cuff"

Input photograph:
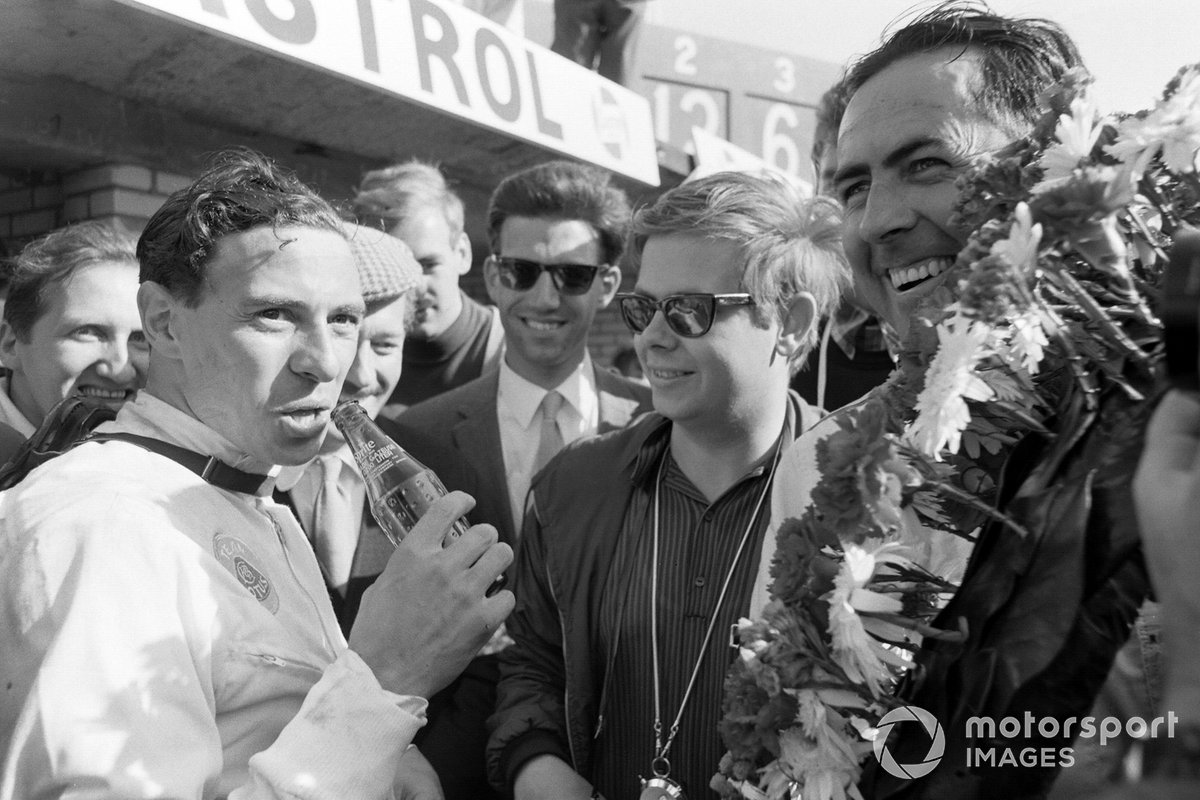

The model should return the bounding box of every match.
[243,650,427,798]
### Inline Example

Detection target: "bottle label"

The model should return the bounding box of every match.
[357,440,403,484]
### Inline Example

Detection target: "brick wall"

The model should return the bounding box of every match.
[0,173,63,254]
[61,164,192,238]
[0,162,192,256]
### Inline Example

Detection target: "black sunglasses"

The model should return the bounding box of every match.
[616,292,756,338]
[490,255,604,295]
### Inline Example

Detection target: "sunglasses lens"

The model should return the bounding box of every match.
[555,265,598,294]
[664,296,713,337]
[497,258,541,291]
[619,296,656,333]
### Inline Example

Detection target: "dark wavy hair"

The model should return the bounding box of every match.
[487,160,631,266]
[845,1,1084,134]
[5,221,138,340]
[137,148,345,306]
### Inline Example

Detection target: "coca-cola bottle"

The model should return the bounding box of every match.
[331,400,470,548]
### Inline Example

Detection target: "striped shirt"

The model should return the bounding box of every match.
[589,431,782,800]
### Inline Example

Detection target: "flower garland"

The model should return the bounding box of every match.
[714,65,1200,800]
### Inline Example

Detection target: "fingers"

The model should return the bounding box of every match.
[441,520,503,567]
[1142,391,1200,474]
[481,589,517,634]
[464,538,513,594]
[402,491,477,550]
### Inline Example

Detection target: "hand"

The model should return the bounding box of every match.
[393,746,445,800]
[350,491,514,699]
[513,755,598,800]
[1134,390,1200,718]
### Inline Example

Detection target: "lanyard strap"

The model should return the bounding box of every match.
[649,436,782,769]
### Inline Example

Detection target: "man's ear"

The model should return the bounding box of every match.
[775,291,817,360]
[596,265,622,308]
[454,231,473,277]
[482,255,501,304]
[138,281,182,360]
[0,320,22,373]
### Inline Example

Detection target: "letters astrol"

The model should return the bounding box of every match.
[116,0,659,185]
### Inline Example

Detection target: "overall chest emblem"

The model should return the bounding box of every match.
[213,532,280,614]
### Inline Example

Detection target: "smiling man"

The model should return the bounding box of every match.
[487,172,846,800]
[389,159,650,549]
[387,159,650,800]
[831,5,1080,341]
[767,3,1085,533]
[833,46,1012,340]
[0,221,147,437]
[762,6,1145,799]
[0,149,513,799]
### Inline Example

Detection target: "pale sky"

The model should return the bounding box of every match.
[644,0,1198,114]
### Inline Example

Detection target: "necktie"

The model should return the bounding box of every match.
[533,390,566,474]
[311,453,356,594]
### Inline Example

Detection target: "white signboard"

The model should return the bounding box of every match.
[688,127,812,196]
[115,0,660,186]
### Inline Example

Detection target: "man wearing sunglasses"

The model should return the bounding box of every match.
[488,172,849,800]
[386,159,651,800]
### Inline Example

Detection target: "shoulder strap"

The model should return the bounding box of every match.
[89,432,272,496]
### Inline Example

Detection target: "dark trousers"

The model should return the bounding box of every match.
[551,0,647,86]
[415,653,503,800]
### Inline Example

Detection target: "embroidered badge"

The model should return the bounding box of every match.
[212,532,280,614]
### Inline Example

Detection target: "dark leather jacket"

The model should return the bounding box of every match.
[487,397,816,793]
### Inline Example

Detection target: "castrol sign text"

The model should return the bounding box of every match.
[115,0,660,185]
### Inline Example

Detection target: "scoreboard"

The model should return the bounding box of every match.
[635,22,842,186]
[523,1,843,187]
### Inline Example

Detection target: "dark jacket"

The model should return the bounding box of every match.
[383,364,651,547]
[487,394,817,792]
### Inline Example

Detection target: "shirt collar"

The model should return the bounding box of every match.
[497,352,594,429]
[630,392,802,489]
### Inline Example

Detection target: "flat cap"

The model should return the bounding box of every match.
[343,222,421,305]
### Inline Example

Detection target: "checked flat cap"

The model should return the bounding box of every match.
[343,222,421,305]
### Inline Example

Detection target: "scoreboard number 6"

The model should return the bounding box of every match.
[762,103,800,175]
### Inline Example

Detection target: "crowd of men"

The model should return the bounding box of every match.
[0,3,1197,799]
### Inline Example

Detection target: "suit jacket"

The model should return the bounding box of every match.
[381,364,651,548]
[271,489,394,636]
